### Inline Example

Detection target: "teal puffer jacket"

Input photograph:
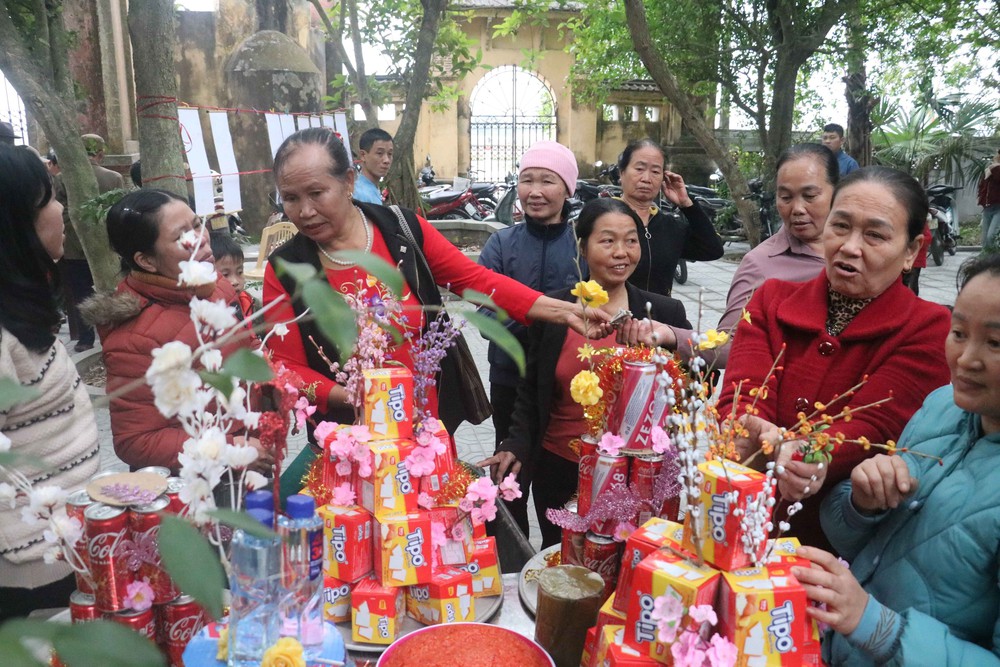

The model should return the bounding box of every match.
[820,385,1000,666]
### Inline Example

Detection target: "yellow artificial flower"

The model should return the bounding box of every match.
[577,343,597,362]
[261,637,306,667]
[215,627,229,662]
[571,280,610,308]
[570,370,603,406]
[741,308,752,324]
[697,329,731,350]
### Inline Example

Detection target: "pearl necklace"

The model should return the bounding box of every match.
[319,205,372,266]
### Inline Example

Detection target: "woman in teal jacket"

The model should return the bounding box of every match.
[791,252,1000,666]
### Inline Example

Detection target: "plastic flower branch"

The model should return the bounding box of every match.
[650,594,737,667]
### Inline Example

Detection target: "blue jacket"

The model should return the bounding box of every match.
[836,150,860,176]
[821,385,1000,666]
[477,216,586,387]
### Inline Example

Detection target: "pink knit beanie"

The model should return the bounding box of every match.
[519,141,578,196]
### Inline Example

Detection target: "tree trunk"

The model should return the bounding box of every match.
[844,7,873,166]
[622,0,762,245]
[0,0,119,290]
[309,0,379,130]
[128,1,188,200]
[384,0,448,212]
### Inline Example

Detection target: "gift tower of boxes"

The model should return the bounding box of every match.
[317,367,502,646]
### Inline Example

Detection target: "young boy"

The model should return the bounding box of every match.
[355,128,394,205]
[210,233,256,321]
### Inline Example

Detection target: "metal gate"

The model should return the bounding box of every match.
[470,66,556,182]
[0,70,28,144]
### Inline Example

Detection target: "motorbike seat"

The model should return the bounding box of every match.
[425,188,465,205]
[926,184,960,197]
[470,182,496,196]
[686,184,717,198]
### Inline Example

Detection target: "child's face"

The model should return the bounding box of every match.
[216,255,245,292]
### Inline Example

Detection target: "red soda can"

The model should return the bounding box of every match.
[582,531,620,601]
[608,361,656,441]
[159,594,206,665]
[110,606,157,641]
[136,466,171,479]
[590,453,629,536]
[164,477,185,515]
[69,590,102,623]
[575,435,600,516]
[559,499,586,566]
[65,489,95,594]
[129,496,180,604]
[630,454,664,525]
[84,503,133,612]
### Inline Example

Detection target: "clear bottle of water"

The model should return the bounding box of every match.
[228,508,281,667]
[244,489,274,513]
[277,494,324,659]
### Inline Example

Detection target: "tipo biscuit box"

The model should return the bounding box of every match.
[598,593,627,637]
[682,459,769,571]
[458,536,502,597]
[582,626,598,667]
[361,440,419,520]
[428,504,475,567]
[351,575,405,645]
[593,625,626,667]
[320,504,373,582]
[605,642,661,666]
[418,421,457,496]
[613,518,685,614]
[762,537,809,569]
[624,552,721,663]
[362,367,414,440]
[375,512,433,587]
[322,574,353,623]
[405,566,475,625]
[717,564,821,666]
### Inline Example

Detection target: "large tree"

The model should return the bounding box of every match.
[0,0,120,290]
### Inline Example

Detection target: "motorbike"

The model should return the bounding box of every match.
[421,185,494,221]
[715,178,776,244]
[926,183,962,266]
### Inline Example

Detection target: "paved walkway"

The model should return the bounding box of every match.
[80,242,971,549]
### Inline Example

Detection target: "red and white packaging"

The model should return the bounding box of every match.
[362,367,414,441]
[559,499,585,567]
[69,590,101,623]
[597,592,627,638]
[583,531,621,601]
[84,503,133,612]
[630,455,664,525]
[608,361,656,439]
[360,440,419,520]
[417,421,456,496]
[323,575,353,623]
[128,496,179,604]
[591,454,629,536]
[320,504,374,583]
[576,434,600,516]
[458,536,502,597]
[581,625,599,667]
[109,606,157,642]
[374,512,433,587]
[405,566,475,625]
[159,594,205,666]
[163,477,186,515]
[65,489,94,595]
[351,575,405,645]
[428,505,474,567]
[612,518,685,614]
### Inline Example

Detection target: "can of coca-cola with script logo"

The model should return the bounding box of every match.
[159,594,206,666]
[129,496,179,604]
[630,454,663,525]
[559,499,586,567]
[66,489,95,594]
[608,361,656,442]
[582,531,620,601]
[575,434,600,516]
[84,503,133,612]
[590,453,629,536]
[164,477,186,515]
[110,606,157,641]
[69,590,102,623]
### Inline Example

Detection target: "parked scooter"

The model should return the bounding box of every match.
[926,183,962,266]
[421,185,494,220]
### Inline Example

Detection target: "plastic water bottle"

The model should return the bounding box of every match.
[278,494,324,658]
[228,508,281,667]
[245,490,274,513]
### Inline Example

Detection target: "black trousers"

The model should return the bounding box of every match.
[0,572,76,621]
[60,259,96,346]
[490,383,531,538]
[532,448,579,549]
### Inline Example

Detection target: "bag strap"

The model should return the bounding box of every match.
[390,204,432,297]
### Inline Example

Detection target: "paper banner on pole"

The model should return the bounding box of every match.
[265,113,286,160]
[322,114,335,129]
[208,111,242,213]
[178,107,215,216]
[279,114,297,141]
[334,112,351,150]
[297,115,311,132]
[310,115,322,128]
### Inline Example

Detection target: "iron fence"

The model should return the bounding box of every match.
[470,114,555,182]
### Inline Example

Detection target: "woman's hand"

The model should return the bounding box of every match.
[234,435,274,475]
[661,171,694,208]
[327,385,356,414]
[774,441,827,501]
[793,546,869,635]
[528,296,612,338]
[616,317,677,349]
[476,451,521,483]
[732,413,782,469]
[850,454,917,513]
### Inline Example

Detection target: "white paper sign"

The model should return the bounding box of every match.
[334,112,351,151]
[265,113,286,160]
[208,111,242,213]
[178,107,215,216]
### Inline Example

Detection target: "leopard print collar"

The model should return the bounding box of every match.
[826,287,874,336]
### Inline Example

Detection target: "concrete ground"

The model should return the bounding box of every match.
[76,242,970,550]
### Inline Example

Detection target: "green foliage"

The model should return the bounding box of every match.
[159,515,226,621]
[78,188,131,226]
[222,349,274,383]
[462,310,525,376]
[0,376,39,411]
[0,618,165,667]
[208,508,279,541]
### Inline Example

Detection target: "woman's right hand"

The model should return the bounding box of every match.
[732,413,782,468]
[476,451,521,483]
[850,454,918,513]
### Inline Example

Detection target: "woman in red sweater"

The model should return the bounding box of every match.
[717,166,951,549]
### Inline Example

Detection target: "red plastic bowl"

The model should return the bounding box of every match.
[377,622,554,667]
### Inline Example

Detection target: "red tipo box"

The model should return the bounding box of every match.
[405,566,475,625]
[361,440,419,520]
[428,505,475,567]
[458,536,502,597]
[613,518,685,614]
[322,575,353,623]
[351,575,404,645]
[375,512,434,587]
[320,505,373,583]
[362,367,414,441]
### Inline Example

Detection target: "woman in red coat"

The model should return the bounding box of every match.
[717,167,951,549]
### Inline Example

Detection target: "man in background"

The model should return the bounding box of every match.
[0,122,16,146]
[354,128,393,205]
[821,123,860,176]
[979,147,1000,248]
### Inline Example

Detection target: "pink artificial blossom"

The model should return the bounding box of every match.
[599,432,625,456]
[418,492,435,510]
[671,631,707,667]
[331,483,356,507]
[458,497,474,513]
[293,396,316,430]
[349,424,372,443]
[689,604,718,627]
[405,448,436,478]
[416,430,446,456]
[335,457,353,477]
[498,473,522,501]
[465,477,498,504]
[652,594,684,643]
[450,522,467,542]
[430,521,447,546]
[314,421,338,446]
[471,501,497,524]
[126,578,155,612]
[705,634,737,667]
[613,521,637,543]
[651,425,672,455]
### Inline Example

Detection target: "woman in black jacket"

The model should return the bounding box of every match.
[479,199,692,546]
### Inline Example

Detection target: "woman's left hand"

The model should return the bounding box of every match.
[661,171,694,208]
[774,440,828,501]
[792,546,868,635]
[567,305,613,339]
[616,317,676,349]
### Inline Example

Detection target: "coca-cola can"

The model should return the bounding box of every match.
[159,594,206,666]
[575,435,600,516]
[110,606,157,641]
[630,454,664,525]
[69,590,102,623]
[590,453,629,536]
[559,499,586,567]
[608,361,656,441]
[136,466,172,479]
[129,496,179,604]
[84,503,133,612]
[66,489,95,594]
[582,531,620,601]
[164,477,185,515]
